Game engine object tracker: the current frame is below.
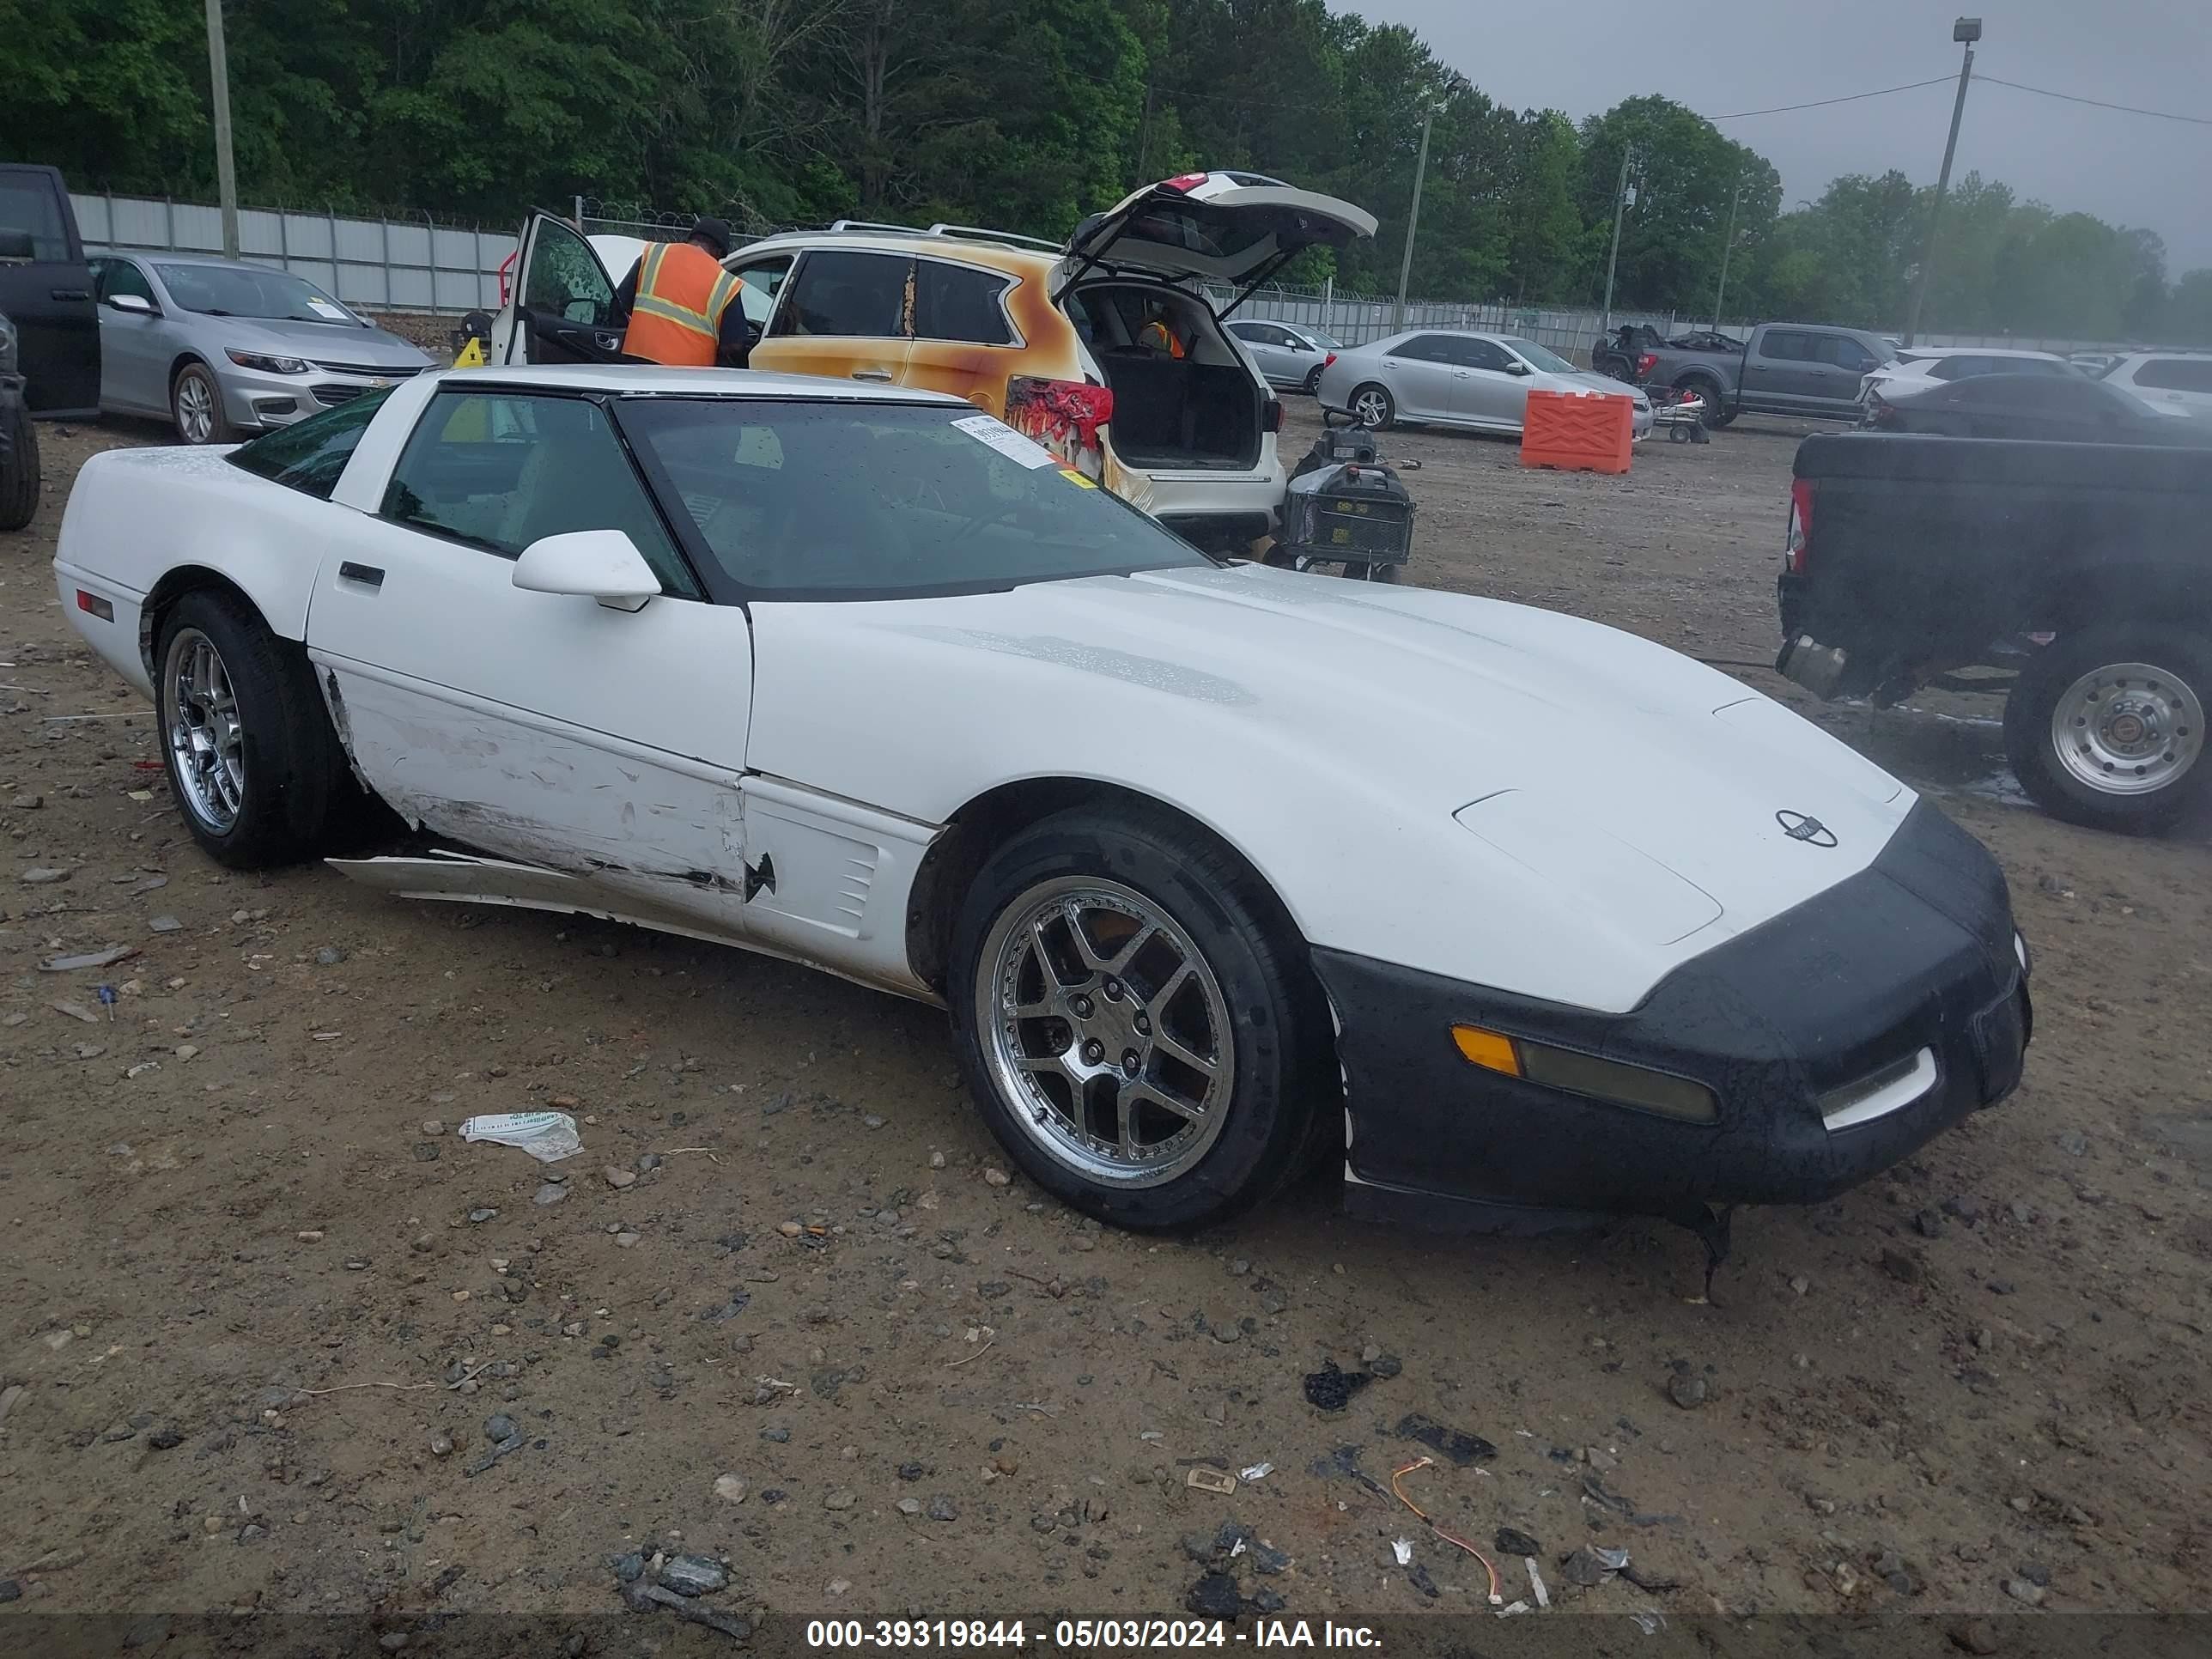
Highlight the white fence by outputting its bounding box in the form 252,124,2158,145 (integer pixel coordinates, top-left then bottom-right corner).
71,192,516,315
1210,280,1686,363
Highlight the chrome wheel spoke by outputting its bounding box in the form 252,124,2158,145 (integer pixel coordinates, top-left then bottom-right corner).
1127,1081,1204,1125
1152,1027,1217,1078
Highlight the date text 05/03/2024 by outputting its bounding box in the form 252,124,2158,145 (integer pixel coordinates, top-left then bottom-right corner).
804,1620,1384,1649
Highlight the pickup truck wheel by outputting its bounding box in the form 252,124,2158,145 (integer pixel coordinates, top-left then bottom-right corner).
1678,375,1734,428
156,591,350,867
950,805,1331,1231
2004,627,2211,833
0,398,38,531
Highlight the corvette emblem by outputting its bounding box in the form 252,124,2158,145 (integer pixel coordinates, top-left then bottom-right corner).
1776,810,1838,848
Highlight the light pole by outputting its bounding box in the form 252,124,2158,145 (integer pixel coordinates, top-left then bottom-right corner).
1393,111,1434,334
204,0,240,258
1904,16,1981,345
1597,143,1632,334
1711,176,1742,332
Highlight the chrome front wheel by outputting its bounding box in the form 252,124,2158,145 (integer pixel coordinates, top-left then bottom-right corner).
163,627,246,833
1350,384,1394,428
976,876,1237,1188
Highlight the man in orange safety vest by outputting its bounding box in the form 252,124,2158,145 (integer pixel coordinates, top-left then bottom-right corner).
611,217,750,368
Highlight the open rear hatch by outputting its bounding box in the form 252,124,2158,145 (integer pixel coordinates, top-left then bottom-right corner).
1053,173,1377,309
1053,174,1375,483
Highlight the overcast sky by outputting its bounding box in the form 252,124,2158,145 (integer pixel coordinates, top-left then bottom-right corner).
1346,0,2212,273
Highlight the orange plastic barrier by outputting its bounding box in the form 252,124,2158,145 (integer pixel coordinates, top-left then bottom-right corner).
1519,388,1633,475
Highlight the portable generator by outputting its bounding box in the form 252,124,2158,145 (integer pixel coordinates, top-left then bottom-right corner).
1269,427,1416,582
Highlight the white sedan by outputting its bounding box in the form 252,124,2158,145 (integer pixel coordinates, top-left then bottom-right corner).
54,366,2030,1253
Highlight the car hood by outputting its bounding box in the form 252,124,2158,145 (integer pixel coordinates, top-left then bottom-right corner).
209,315,434,367
749,562,1916,1009
1548,369,1648,404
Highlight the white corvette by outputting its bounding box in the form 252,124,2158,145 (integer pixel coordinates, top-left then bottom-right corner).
55,365,2031,1250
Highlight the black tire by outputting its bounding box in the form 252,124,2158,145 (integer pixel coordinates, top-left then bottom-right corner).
171,361,235,446
1340,560,1403,584
2002,625,2212,834
948,804,1332,1231
0,399,37,531
1302,365,1324,395
1603,358,1636,384
155,590,354,867
1678,374,1734,428
1348,382,1395,430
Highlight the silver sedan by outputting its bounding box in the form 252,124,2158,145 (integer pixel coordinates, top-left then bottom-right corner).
1317,329,1651,440
88,252,434,444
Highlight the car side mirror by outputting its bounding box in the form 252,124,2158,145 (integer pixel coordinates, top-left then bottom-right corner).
512,529,660,612
1504,361,1533,376
106,293,155,316
0,229,33,261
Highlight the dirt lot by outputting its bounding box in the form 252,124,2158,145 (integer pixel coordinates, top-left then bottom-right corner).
2,390,2208,1650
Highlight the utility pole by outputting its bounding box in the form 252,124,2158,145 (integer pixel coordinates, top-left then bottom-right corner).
1711,176,1742,331
1598,143,1632,333
204,0,240,258
1393,111,1433,333
1904,17,1982,345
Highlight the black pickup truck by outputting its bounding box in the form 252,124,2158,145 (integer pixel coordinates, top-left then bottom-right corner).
1777,433,2212,833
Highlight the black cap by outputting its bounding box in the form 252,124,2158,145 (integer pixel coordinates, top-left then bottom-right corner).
690,216,732,258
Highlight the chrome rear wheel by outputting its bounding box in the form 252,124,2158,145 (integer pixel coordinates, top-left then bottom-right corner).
162,626,246,834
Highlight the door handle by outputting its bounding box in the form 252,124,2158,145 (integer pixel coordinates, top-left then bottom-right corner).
849,368,894,383
337,562,385,590
592,331,621,351
52,288,90,301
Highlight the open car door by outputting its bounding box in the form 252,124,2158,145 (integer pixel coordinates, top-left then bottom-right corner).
501,213,630,367
1053,172,1376,315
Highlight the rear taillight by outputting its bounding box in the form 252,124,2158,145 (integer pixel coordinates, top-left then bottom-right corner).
1264,398,1285,434
1162,172,1207,193
1787,478,1814,574
1869,395,1901,428
1323,352,1337,369
1636,352,1656,378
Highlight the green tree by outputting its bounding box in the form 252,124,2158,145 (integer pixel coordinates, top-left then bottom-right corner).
1577,96,1779,313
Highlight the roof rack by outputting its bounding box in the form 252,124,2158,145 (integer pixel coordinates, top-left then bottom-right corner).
821,217,1061,255
925,222,1065,254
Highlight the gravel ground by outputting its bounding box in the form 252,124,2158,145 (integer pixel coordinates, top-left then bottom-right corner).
1,388,2208,1650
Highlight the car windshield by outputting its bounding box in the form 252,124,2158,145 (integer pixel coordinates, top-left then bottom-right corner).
619,398,1216,600
155,263,360,325
1503,338,1577,375
1301,329,1342,349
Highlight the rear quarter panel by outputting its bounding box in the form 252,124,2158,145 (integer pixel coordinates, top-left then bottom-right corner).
54,443,355,694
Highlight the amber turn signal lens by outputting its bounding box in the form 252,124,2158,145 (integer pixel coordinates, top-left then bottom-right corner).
1450,1024,1522,1076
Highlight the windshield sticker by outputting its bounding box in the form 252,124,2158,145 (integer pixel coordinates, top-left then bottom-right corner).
307,297,349,320
951,412,1057,469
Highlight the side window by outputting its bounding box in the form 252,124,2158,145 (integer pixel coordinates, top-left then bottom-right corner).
0,174,70,261
95,258,156,306
1927,357,1967,381
226,390,391,501
2136,358,2212,392
913,259,1015,346
521,220,613,327
1395,335,1449,362
729,253,793,329
1818,336,1875,372
1453,337,1514,373
775,250,911,339
380,392,695,595
1760,331,1813,362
